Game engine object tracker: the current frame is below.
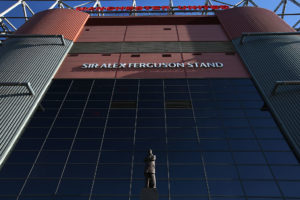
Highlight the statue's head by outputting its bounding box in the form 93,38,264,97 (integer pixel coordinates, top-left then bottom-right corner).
148,149,152,155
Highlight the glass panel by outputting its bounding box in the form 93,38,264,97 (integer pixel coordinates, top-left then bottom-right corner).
2,78,300,200
169,164,204,178
0,164,32,178
242,181,281,197
238,166,273,180
170,180,208,195
97,164,131,178
271,166,300,180
206,165,238,179
22,179,59,195
93,180,130,195
63,164,96,178
0,180,24,195
58,179,92,195
278,181,300,197
209,180,244,196
30,164,64,178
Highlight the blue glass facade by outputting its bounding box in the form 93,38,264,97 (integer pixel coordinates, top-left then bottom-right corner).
0,78,299,200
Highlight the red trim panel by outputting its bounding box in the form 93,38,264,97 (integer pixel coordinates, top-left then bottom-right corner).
15,9,89,42
216,7,295,40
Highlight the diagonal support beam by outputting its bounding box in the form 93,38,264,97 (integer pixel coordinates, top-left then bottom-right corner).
169,0,174,15
243,0,249,6
248,0,258,7
21,1,28,21
74,1,93,8
49,0,59,9
60,1,74,9
130,0,137,16
289,0,300,7
0,0,22,17
24,1,35,15
234,0,245,7
281,0,288,19
3,18,17,31
274,0,284,12
293,20,300,29
93,0,103,16
211,0,234,6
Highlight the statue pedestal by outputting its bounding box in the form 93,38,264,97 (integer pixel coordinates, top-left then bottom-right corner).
140,188,159,200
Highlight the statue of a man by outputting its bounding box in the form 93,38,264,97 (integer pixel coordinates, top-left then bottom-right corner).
144,149,156,188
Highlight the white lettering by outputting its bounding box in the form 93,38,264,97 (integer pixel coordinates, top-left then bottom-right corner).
216,62,224,68
168,63,176,68
80,62,224,69
119,63,126,68
100,64,107,68
177,63,185,68
207,63,216,68
200,63,208,68
81,63,89,69
112,63,118,68
146,63,153,68
187,63,194,68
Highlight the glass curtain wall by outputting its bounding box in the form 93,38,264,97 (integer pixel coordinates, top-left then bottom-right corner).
0,79,299,200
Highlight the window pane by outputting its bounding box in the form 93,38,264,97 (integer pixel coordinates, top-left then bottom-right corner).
48,128,77,138
238,165,273,180
170,180,207,195
97,164,131,178
271,166,300,180
73,139,101,150
136,128,165,139
0,164,32,178
30,164,64,178
15,139,44,150
278,181,300,197
93,180,130,195
22,179,59,195
58,179,92,195
243,181,281,197
104,128,134,138
68,151,99,163
209,181,243,196
167,128,197,139
206,165,238,179
233,152,266,164
37,151,69,163
169,152,202,163
169,164,204,178
0,180,24,195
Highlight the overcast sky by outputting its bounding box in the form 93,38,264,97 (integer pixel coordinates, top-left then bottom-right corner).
0,0,299,30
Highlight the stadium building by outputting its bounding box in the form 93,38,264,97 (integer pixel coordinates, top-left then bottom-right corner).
1,5,300,200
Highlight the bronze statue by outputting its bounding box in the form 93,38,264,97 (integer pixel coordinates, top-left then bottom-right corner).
144,149,156,188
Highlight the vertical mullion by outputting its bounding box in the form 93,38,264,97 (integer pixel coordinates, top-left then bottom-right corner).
186,79,211,200
163,79,171,200
16,80,74,200
54,80,95,194
88,79,116,200
129,79,140,200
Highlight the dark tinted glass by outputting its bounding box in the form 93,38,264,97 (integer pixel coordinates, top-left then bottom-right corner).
1,78,299,200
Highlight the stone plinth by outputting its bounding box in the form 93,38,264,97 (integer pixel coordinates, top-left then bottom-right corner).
140,188,159,200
